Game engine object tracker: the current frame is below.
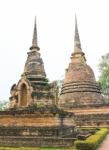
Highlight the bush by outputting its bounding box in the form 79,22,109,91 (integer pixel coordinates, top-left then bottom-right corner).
0,148,74,150
0,148,39,150
74,128,108,150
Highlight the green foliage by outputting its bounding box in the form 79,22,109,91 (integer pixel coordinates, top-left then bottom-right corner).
0,148,39,150
98,53,109,103
0,101,8,111
40,148,75,150
55,79,63,94
74,128,108,150
36,102,45,108
79,55,85,65
0,148,75,150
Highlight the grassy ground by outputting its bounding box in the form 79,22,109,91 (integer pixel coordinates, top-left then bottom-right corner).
0,148,76,150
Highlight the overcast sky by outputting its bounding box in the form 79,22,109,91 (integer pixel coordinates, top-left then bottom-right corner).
0,0,109,100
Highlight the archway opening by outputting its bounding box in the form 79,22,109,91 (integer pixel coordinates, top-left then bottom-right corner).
20,84,27,107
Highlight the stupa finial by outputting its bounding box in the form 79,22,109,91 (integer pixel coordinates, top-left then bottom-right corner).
74,14,82,51
30,16,40,50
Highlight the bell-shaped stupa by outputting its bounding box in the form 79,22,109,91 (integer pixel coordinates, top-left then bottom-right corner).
59,16,105,108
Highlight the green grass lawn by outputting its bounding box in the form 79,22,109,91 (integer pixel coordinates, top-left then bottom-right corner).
0,148,76,150
41,148,75,150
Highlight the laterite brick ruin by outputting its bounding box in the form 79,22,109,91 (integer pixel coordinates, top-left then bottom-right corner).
0,16,109,147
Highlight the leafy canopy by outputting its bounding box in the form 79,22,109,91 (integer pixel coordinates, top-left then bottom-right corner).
98,53,109,103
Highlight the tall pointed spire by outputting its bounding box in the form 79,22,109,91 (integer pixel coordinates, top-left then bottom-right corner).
30,16,40,50
74,14,82,52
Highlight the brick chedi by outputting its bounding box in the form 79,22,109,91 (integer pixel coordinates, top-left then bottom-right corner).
59,16,105,108
4,18,76,148
9,17,58,109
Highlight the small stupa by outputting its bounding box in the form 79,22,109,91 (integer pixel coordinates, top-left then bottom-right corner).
9,17,58,109
59,16,105,108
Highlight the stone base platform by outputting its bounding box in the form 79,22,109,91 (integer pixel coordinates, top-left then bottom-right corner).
0,136,75,147
65,106,109,127
0,108,75,147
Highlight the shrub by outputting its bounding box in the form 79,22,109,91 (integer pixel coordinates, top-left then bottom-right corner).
74,128,108,150
0,148,39,150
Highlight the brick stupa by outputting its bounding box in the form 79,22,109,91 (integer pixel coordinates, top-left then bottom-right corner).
6,18,75,148
59,16,105,108
9,17,58,109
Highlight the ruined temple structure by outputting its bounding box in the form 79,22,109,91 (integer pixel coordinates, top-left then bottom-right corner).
9,17,58,109
1,16,109,148
58,16,109,128
0,108,76,147
59,16,106,109
0,17,76,148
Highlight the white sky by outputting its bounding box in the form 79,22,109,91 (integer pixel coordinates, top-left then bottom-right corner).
0,0,109,100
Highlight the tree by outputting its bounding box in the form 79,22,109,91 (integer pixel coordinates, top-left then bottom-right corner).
0,101,8,111
56,79,64,94
98,53,109,103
